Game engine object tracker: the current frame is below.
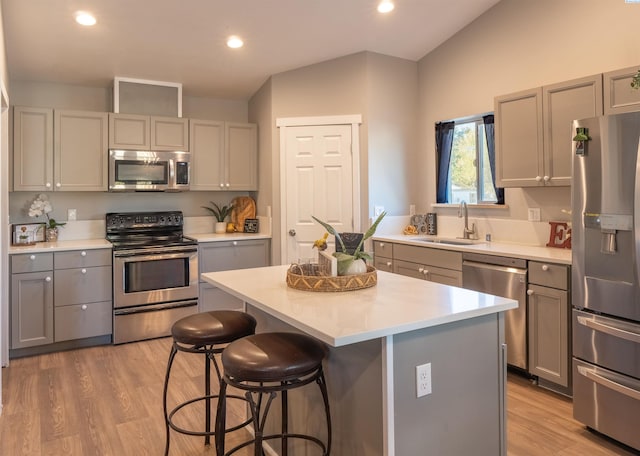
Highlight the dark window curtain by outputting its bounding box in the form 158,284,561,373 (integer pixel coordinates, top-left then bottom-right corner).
483,114,505,205
435,121,455,203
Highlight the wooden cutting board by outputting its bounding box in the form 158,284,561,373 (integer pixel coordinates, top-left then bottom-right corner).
231,196,256,232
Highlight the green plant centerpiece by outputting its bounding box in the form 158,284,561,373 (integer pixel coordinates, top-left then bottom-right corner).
312,211,386,276
632,69,640,90
202,201,234,233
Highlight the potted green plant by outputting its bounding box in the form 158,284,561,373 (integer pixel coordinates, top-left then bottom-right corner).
202,202,234,234
312,211,386,275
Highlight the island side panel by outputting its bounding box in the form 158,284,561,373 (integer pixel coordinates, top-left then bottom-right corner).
392,313,506,456
247,304,385,455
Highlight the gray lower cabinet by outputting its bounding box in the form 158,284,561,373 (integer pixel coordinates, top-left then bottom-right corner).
527,261,571,388
10,249,113,350
10,253,54,349
199,239,270,311
53,249,112,342
391,243,462,287
372,241,393,272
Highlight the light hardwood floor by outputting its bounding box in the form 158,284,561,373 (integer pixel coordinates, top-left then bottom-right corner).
0,337,637,456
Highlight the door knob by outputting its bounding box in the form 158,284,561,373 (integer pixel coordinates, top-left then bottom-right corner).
527,289,534,296
289,229,296,237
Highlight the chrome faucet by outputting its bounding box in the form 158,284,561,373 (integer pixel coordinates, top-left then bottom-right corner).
458,201,477,239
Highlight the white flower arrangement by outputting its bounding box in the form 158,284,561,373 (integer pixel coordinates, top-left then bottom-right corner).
28,193,65,229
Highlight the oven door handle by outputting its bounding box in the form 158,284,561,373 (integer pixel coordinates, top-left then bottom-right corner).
115,250,196,261
114,300,198,316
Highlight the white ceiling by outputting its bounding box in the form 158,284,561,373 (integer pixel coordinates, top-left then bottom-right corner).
1,0,500,100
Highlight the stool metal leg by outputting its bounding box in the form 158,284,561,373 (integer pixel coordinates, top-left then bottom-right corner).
163,343,178,456
215,379,228,456
281,387,288,456
205,347,211,446
317,371,332,456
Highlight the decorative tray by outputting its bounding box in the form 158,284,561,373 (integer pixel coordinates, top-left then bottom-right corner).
286,263,377,292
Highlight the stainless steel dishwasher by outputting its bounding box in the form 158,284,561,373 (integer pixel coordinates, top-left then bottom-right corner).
462,252,528,371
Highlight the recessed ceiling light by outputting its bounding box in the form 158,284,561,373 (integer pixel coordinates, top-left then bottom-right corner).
227,36,244,49
74,11,96,26
377,1,395,13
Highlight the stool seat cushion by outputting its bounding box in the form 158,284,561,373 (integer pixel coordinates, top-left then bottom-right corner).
171,310,257,346
222,332,326,382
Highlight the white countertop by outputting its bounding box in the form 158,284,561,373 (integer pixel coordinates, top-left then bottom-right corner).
202,264,517,347
8,238,113,254
188,232,271,242
373,234,572,265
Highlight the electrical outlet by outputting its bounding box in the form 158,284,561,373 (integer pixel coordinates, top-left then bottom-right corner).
67,209,77,221
528,208,541,222
374,205,385,217
416,363,432,397
409,204,416,216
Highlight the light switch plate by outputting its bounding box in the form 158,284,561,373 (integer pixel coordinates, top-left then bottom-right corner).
67,209,77,221
528,208,541,222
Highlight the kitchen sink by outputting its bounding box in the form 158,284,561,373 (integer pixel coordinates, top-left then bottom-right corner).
411,237,483,246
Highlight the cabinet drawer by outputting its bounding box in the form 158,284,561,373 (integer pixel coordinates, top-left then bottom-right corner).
54,249,112,269
11,252,53,273
529,261,569,290
394,244,462,271
54,266,112,306
373,257,393,273
373,241,393,259
393,259,462,286
199,240,269,275
199,283,244,312
54,300,112,342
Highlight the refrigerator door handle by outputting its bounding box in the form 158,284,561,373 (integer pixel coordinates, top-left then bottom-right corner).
635,138,640,286
576,315,640,344
577,365,640,401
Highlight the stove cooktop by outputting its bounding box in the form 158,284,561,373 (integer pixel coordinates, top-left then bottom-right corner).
105,210,196,250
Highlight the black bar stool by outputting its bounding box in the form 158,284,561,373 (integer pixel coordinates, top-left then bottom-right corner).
163,310,257,455
215,332,332,456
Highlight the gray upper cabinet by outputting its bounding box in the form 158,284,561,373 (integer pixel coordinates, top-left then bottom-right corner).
13,106,54,191
189,119,225,191
496,74,603,187
13,107,108,192
109,113,188,151
603,65,640,115
190,120,257,191
55,110,109,191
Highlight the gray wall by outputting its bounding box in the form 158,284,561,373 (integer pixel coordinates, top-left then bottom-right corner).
417,0,640,220
250,52,419,263
7,80,251,224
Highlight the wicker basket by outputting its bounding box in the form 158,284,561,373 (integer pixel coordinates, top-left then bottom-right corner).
286,263,377,292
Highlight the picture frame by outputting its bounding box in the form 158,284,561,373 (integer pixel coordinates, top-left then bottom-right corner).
243,218,259,233
12,222,45,245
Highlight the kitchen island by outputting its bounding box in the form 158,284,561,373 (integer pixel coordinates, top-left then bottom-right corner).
202,265,517,456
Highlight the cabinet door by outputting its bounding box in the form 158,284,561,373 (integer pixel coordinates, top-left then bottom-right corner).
199,240,270,274
54,266,112,306
393,259,426,280
225,122,257,191
495,88,544,187
426,266,463,287
55,301,112,342
528,284,569,387
13,106,54,191
54,110,108,191
11,271,54,348
189,119,224,190
542,75,603,186
151,116,189,151
108,113,150,149
199,283,244,312
604,65,640,115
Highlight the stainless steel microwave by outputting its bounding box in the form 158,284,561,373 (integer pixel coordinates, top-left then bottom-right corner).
108,150,190,192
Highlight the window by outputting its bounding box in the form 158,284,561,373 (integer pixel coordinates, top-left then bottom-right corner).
436,115,503,205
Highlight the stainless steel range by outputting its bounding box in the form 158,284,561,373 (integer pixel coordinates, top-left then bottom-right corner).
107,211,199,344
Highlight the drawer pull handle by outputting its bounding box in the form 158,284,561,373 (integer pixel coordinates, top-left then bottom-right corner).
418,267,424,273
541,264,549,271
81,251,87,257
81,304,88,311
81,268,87,274
576,315,640,344
380,243,385,247
45,276,52,282
233,241,238,246
527,289,534,296
386,261,392,267
577,365,640,401
423,269,429,276
30,255,36,260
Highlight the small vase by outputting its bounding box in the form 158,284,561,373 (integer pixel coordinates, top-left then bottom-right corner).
215,221,227,234
343,259,367,276
45,227,59,242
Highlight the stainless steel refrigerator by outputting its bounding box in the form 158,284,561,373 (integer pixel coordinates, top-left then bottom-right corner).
572,111,640,452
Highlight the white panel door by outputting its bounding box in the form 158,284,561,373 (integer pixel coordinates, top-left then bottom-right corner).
285,125,353,264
